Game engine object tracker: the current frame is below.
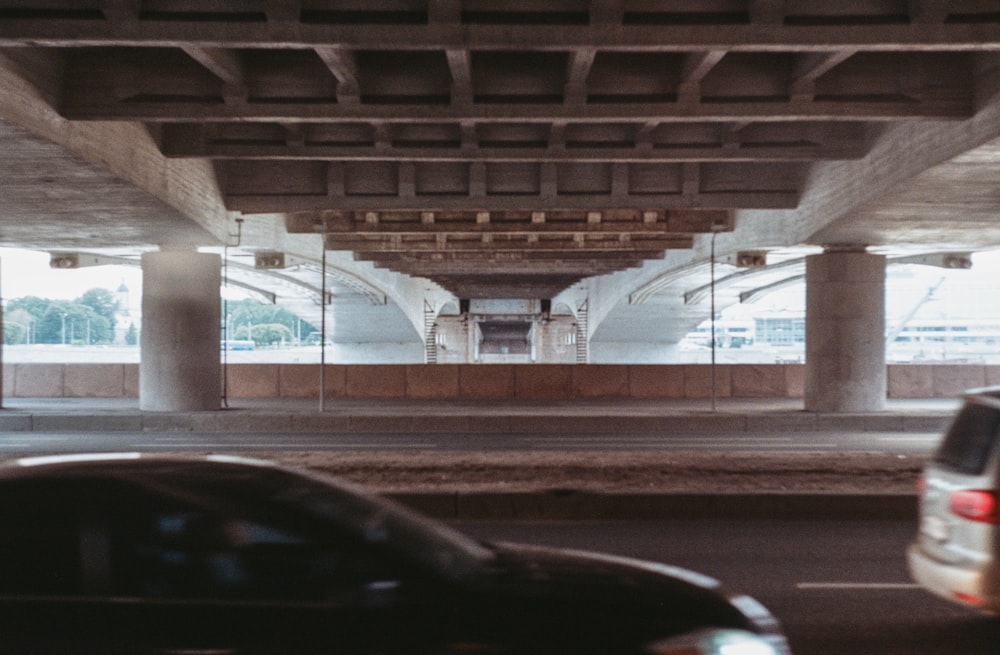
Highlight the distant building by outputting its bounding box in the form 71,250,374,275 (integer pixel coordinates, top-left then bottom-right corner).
116,280,130,317
113,280,140,345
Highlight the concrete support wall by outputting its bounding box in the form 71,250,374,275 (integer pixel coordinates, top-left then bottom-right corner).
434,315,579,363
805,250,887,412
531,317,579,363
139,251,221,411
7,363,998,401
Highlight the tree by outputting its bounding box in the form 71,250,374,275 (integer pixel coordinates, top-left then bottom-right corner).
7,296,50,322
5,290,118,345
3,320,24,345
36,301,110,345
3,308,35,344
125,322,138,346
78,288,118,332
224,299,317,344
254,323,294,347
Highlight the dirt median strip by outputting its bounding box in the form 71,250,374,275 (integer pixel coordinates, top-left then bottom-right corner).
188,450,927,495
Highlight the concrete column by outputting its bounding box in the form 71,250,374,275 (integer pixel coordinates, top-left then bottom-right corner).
0,261,4,408
804,248,886,412
140,251,220,411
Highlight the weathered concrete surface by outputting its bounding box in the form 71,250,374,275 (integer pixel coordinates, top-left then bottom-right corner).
0,395,957,434
4,363,997,401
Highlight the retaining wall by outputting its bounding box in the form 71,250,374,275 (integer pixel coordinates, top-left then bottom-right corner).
3,363,999,399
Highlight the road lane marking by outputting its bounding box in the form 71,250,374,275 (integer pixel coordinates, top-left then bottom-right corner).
526,438,797,445
546,438,796,442
796,582,922,590
876,436,939,442
0,435,73,442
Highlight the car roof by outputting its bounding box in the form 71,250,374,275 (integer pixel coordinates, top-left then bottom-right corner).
0,452,276,476
0,452,368,499
964,386,1000,408
0,452,378,501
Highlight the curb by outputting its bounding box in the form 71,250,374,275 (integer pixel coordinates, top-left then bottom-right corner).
389,491,920,521
0,410,952,434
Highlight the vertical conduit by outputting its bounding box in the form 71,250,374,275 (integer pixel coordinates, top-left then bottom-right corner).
319,238,327,413
710,232,717,413
221,218,243,409
0,264,4,409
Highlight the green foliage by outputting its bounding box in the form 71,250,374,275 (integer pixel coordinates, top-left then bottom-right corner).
3,291,318,348
78,288,118,330
5,289,114,345
7,296,49,319
37,300,111,345
3,307,35,344
236,323,294,346
3,321,24,344
125,322,138,346
224,299,317,346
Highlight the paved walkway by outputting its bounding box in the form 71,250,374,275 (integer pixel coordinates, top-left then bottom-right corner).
0,396,960,433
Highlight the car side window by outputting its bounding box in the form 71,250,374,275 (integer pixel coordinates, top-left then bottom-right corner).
935,401,1000,475
110,492,403,603
0,475,408,604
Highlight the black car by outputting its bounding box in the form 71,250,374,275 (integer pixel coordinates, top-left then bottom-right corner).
0,453,790,655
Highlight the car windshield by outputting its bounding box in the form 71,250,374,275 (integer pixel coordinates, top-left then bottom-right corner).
934,399,1000,475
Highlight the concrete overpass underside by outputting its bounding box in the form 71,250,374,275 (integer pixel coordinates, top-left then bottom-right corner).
0,1,999,409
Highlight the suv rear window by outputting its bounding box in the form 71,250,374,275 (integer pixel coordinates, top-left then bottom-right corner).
934,400,1000,475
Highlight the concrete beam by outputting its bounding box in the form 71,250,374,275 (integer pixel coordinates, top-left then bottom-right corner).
328,235,693,252
161,135,867,163
3,14,999,50
59,97,972,123
229,191,798,214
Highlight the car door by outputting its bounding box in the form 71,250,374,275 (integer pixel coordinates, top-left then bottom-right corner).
0,477,130,653
107,478,449,655
0,475,438,654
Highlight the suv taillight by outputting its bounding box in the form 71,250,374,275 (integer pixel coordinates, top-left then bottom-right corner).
950,490,1000,523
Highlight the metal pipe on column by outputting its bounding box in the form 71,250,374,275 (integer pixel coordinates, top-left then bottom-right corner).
320,233,327,413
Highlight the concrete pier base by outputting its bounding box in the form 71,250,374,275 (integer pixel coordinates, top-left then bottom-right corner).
804,248,887,412
139,251,220,411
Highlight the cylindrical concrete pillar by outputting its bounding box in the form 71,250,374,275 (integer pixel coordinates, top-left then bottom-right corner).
804,248,887,412
140,251,221,411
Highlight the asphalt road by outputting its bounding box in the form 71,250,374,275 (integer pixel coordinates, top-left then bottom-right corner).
451,518,1000,655
0,430,942,456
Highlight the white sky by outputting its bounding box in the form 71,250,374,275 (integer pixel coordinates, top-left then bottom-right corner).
3,246,999,318
0,248,143,303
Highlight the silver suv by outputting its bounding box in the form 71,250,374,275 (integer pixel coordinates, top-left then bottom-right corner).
909,386,1000,613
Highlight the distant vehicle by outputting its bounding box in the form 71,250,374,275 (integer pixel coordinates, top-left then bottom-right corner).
908,386,1000,612
0,454,790,655
683,319,756,349
889,319,1000,362
304,333,334,346
221,339,255,350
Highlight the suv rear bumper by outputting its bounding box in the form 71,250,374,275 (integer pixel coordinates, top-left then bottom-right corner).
908,542,1000,614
